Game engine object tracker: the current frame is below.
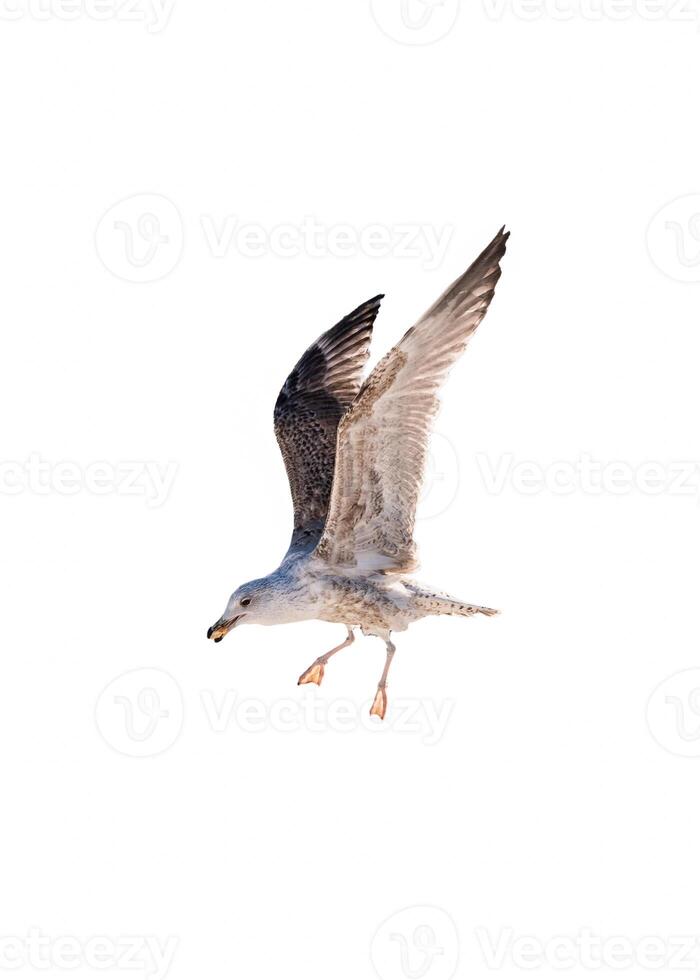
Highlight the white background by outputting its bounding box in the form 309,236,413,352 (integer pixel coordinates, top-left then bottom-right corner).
1,1,700,978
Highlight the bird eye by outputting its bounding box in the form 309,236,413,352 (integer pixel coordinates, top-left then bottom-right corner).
240,597,251,607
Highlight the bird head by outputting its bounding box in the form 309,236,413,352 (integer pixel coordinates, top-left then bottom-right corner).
207,577,278,641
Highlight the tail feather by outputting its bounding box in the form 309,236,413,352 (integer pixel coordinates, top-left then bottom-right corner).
452,602,500,618
403,582,500,618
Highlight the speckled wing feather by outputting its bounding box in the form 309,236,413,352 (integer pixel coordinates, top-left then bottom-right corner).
314,228,509,574
274,295,383,556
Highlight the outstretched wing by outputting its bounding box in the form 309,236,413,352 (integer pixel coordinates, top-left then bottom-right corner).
274,295,383,556
314,228,509,575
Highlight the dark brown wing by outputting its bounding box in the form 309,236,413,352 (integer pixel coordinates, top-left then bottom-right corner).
274,295,382,556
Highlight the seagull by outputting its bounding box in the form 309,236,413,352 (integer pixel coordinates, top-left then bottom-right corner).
207,227,509,719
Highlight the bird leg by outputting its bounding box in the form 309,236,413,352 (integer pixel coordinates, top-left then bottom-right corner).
297,627,355,687
370,637,396,720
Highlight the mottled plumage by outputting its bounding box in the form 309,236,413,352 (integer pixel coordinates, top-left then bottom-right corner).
273,295,382,555
208,228,509,719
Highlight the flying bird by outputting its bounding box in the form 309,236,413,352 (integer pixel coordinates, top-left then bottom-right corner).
207,227,509,719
